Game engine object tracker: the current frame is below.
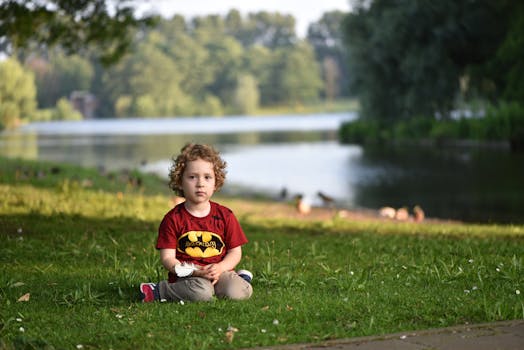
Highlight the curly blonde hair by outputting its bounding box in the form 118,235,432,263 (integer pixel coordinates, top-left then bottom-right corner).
168,143,227,196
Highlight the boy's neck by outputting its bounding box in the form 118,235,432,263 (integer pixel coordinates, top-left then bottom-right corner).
184,201,211,217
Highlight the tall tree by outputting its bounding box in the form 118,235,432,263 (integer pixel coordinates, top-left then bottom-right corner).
467,1,524,104
343,0,512,122
243,45,275,105
307,10,350,99
204,36,244,107
101,34,191,117
277,42,323,106
233,74,260,115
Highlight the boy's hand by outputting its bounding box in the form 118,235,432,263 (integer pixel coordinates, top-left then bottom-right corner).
201,263,224,285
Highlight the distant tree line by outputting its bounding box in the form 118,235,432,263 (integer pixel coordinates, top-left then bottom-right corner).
1,7,349,128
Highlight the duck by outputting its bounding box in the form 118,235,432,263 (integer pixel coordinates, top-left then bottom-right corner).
395,207,410,221
379,206,396,219
317,191,335,207
413,205,425,222
294,194,311,215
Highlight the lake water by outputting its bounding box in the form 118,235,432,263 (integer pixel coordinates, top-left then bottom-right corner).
1,112,523,224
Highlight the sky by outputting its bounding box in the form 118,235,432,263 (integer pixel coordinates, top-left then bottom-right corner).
133,0,352,37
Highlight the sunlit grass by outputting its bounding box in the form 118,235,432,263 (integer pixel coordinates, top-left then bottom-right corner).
0,157,523,349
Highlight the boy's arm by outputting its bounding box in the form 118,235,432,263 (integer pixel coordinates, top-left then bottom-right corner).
159,248,180,274
217,246,242,272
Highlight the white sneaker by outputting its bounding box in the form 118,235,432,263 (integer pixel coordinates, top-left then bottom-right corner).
237,269,253,283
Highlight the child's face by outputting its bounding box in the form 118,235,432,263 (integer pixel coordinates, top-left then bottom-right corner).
181,158,216,206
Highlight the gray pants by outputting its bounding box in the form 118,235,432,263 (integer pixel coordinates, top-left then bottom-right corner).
158,271,253,302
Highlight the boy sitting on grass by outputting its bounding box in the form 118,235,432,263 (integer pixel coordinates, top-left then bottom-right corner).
140,143,252,303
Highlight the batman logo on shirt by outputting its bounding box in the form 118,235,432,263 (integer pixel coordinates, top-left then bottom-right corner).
178,231,224,258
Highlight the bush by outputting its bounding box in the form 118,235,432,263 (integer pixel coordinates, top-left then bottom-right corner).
339,102,524,150
429,120,460,140
392,116,435,140
339,119,381,144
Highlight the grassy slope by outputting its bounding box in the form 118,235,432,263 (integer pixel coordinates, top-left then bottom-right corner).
0,157,523,349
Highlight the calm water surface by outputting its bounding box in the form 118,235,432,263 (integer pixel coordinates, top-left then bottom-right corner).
1,113,523,224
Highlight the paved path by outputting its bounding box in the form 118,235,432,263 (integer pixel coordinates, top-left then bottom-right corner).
247,320,524,350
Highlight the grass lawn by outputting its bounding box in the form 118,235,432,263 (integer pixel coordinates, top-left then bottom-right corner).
1,157,523,349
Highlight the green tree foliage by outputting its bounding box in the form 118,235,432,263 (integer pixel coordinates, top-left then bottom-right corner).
27,51,94,108
467,2,524,105
278,43,323,106
17,10,326,119
226,10,298,48
343,0,514,122
0,58,37,129
307,11,350,99
210,38,245,107
233,74,260,114
0,0,155,65
102,35,193,117
242,45,276,106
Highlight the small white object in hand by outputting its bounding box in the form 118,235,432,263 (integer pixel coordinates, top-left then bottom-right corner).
175,262,198,277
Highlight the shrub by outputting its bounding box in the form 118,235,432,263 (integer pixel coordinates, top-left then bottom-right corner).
339,119,381,144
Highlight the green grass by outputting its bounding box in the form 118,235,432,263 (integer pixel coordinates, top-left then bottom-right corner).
1,157,523,349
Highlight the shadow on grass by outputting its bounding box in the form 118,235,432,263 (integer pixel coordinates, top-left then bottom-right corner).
0,212,164,306
0,156,170,196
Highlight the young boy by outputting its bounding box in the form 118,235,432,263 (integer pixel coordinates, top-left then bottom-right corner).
140,143,253,302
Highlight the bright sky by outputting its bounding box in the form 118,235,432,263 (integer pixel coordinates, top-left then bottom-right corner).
133,0,351,37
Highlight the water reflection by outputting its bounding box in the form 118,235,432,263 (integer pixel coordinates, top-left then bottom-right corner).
0,131,38,159
353,145,524,223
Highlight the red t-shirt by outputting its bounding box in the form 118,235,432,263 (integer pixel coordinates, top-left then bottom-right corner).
156,201,248,282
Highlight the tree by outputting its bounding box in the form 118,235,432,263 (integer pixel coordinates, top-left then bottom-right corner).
226,11,298,48
159,19,214,99
307,10,350,99
99,31,193,118
242,45,274,105
277,42,323,106
233,74,260,114
0,0,155,65
26,51,94,108
204,37,245,107
322,56,340,101
0,58,37,129
343,0,513,122
467,1,524,105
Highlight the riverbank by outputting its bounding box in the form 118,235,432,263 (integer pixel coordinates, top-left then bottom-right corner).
0,155,456,225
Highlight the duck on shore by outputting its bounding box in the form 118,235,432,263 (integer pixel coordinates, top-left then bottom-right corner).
317,191,336,208
294,194,311,215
